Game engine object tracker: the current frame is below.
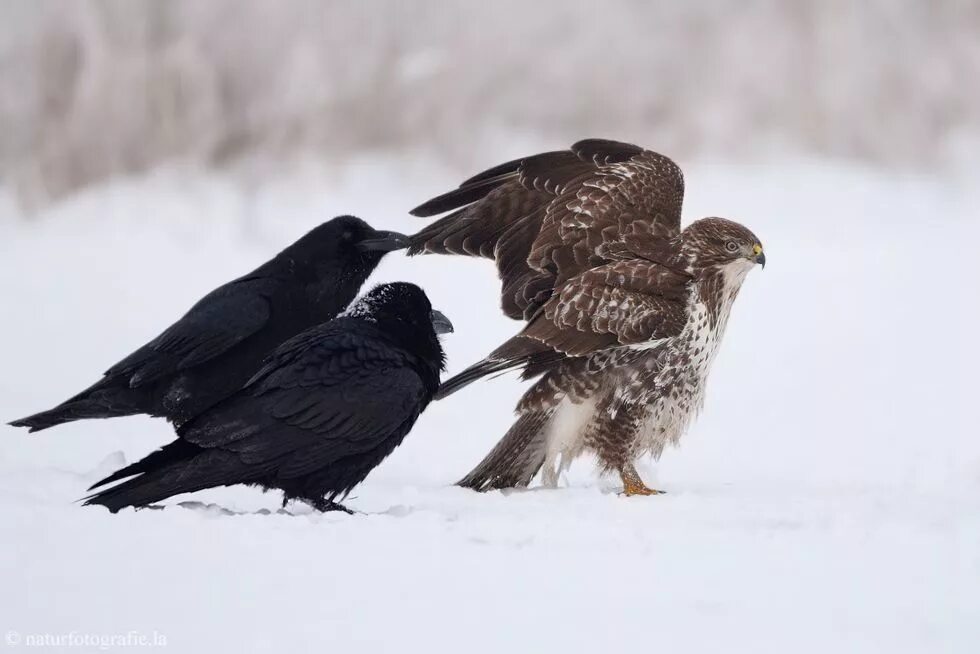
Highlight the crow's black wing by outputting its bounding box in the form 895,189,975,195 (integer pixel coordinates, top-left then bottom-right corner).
105,278,273,388
179,321,427,477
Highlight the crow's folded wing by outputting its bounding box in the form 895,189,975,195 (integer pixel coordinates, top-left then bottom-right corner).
105,279,272,388
180,323,427,477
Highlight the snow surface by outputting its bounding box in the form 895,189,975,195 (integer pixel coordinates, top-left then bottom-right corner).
1,157,979,653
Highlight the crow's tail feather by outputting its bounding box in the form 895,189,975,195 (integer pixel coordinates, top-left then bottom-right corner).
87,439,201,491
8,399,139,433
82,442,235,513
9,381,141,433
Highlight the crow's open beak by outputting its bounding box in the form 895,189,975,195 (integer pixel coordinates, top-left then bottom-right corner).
752,244,766,269
356,230,411,252
430,310,454,335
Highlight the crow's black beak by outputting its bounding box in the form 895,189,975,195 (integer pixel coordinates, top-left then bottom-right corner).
430,310,454,335
356,230,411,253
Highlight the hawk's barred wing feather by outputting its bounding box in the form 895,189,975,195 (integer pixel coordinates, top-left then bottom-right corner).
436,261,690,398
409,139,685,320
513,260,689,356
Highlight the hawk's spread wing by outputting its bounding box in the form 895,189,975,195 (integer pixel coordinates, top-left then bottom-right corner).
410,139,685,320
435,260,690,398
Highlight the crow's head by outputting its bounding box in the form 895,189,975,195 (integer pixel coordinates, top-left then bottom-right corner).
343,282,452,382
290,215,409,276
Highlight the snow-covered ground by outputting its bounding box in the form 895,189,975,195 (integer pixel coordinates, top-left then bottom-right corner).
1,157,978,652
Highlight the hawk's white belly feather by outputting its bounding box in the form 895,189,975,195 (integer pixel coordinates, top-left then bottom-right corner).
541,395,597,486
633,298,724,459
633,258,753,459
538,258,754,480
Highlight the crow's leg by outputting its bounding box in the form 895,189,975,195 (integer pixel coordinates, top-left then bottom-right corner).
305,496,355,514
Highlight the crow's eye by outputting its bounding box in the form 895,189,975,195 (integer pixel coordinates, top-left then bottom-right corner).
341,230,354,241
725,241,739,253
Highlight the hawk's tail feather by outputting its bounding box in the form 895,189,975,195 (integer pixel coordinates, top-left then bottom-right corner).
457,409,553,491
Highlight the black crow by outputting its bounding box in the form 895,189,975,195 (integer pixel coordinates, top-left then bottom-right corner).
83,282,451,513
10,216,409,433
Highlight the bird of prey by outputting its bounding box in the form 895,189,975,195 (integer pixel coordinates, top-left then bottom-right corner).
409,139,764,495
83,283,452,513
10,216,408,433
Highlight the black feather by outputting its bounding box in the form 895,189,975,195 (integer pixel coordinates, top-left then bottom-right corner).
83,283,448,513
87,439,201,490
10,216,405,433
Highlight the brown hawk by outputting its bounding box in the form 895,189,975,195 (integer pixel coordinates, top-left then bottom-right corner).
409,139,764,495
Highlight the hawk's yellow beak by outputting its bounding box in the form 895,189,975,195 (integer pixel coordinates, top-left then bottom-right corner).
752,243,765,269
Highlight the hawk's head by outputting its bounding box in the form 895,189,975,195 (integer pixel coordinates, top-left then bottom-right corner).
680,218,765,273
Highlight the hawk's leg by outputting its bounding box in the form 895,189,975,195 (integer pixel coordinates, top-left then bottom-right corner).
619,463,666,496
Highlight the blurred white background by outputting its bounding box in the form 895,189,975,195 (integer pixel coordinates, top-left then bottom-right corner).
1,3,978,653
2,0,980,208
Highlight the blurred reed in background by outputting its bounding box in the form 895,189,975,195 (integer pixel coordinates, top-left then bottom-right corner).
1,0,977,209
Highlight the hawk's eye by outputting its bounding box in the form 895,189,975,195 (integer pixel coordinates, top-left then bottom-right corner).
725,241,739,253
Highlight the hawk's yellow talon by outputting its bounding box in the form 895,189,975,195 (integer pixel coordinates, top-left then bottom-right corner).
619,464,666,496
